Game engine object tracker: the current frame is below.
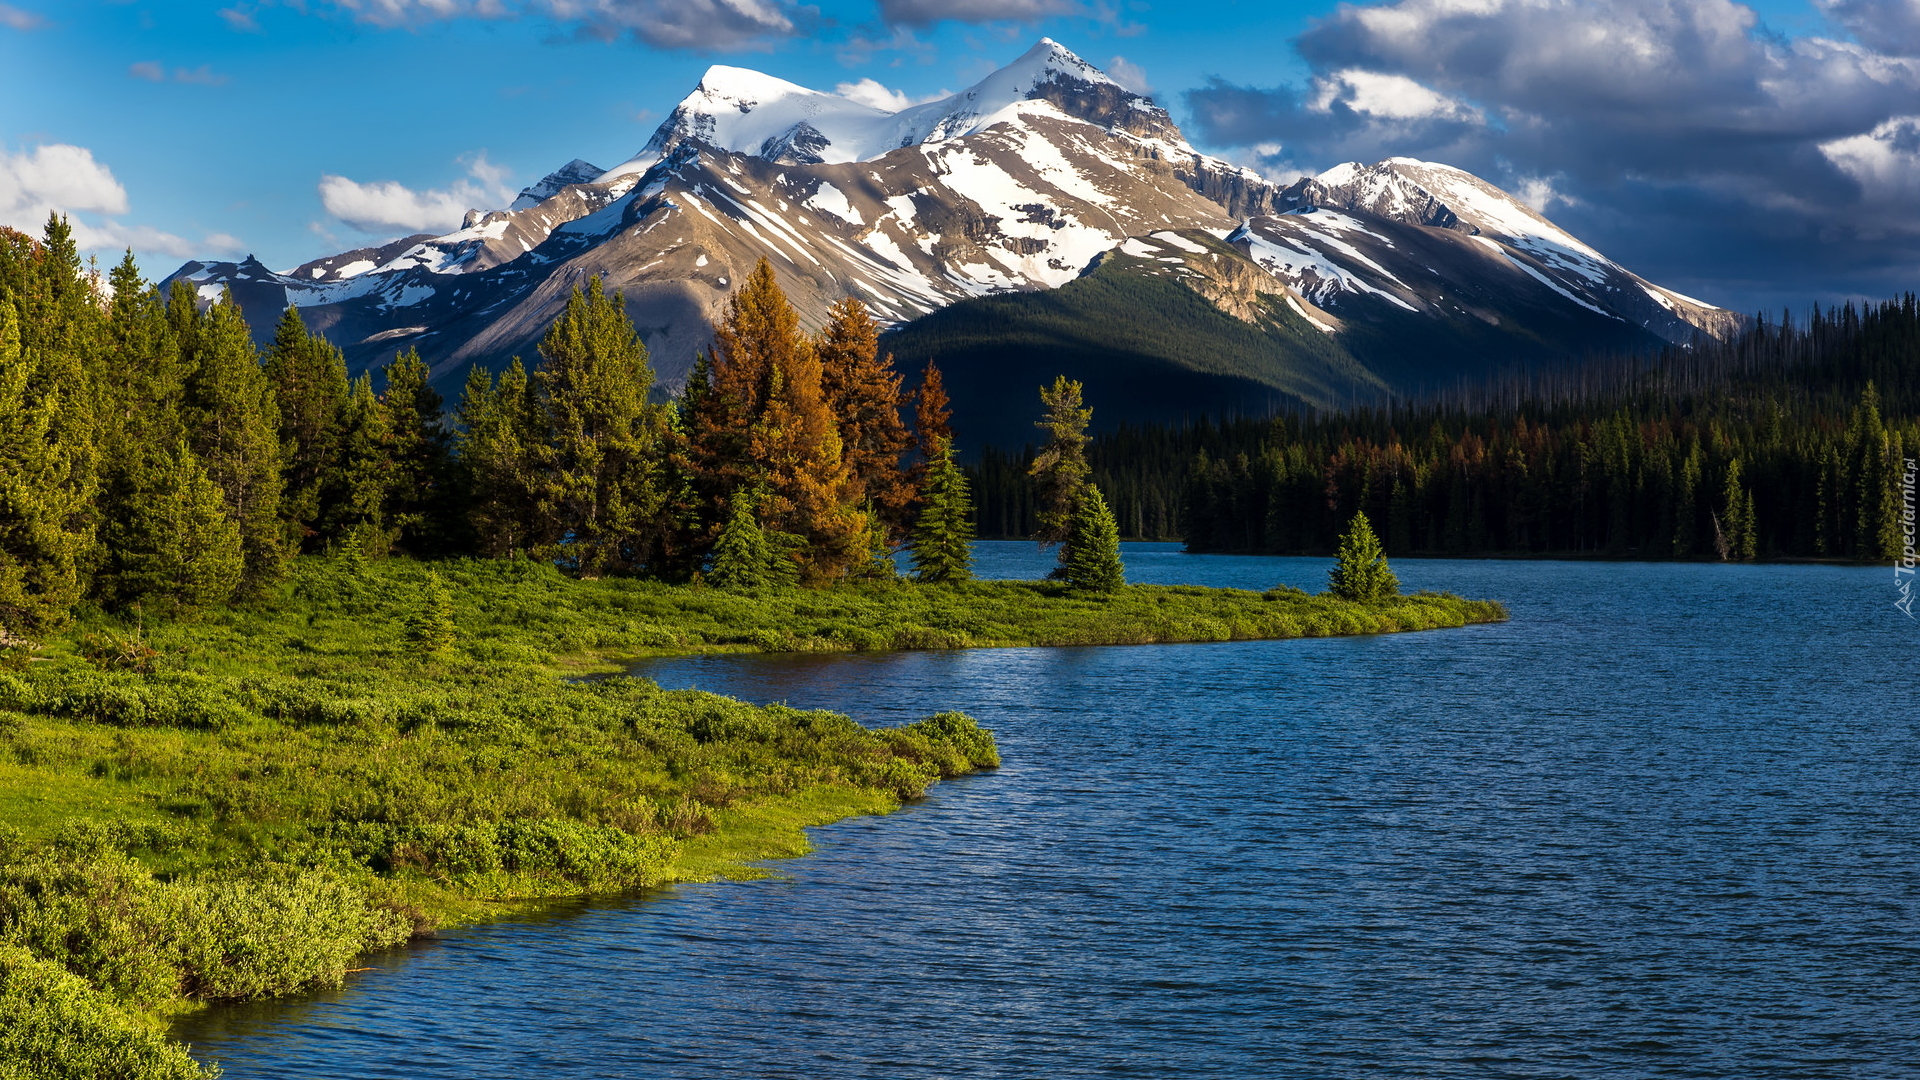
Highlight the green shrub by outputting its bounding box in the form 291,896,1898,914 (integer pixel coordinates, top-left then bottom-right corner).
0,945,214,1080
176,868,410,1001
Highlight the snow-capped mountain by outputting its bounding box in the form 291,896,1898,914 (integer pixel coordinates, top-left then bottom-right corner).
167,40,1738,423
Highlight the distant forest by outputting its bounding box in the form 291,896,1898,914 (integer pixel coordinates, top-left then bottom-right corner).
970,299,1920,561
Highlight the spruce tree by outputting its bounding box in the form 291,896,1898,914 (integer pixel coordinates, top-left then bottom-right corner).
529,277,666,576
816,297,912,537
1328,511,1398,601
184,293,285,596
708,491,774,589
1719,458,1757,561
0,302,95,641
1030,375,1092,548
327,375,397,560
1061,484,1124,592
458,359,539,558
379,347,454,554
402,570,457,656
94,441,243,614
905,360,954,523
911,437,973,584
262,306,348,552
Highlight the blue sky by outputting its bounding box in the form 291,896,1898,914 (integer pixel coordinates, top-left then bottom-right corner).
3,0,1915,312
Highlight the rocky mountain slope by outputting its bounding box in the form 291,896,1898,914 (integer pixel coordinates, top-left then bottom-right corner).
166,41,1739,439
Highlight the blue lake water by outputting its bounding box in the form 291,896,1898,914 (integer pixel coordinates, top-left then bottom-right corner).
177,544,1920,1078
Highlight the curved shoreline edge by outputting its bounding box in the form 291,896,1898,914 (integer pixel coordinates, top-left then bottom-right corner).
0,557,1504,1078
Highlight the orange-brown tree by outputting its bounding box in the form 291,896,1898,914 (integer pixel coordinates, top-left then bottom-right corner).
815,296,912,538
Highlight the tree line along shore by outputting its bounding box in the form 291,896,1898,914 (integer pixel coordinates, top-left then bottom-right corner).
0,215,1500,1079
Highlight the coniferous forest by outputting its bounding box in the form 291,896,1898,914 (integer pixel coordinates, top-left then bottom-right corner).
0,218,970,644
972,301,1920,562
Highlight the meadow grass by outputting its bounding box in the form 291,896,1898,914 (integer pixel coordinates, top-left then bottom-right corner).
0,555,1503,1078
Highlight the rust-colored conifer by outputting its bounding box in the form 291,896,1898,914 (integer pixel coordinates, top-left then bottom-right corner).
816,296,912,539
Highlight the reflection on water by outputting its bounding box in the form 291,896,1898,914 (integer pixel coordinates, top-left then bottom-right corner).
177,546,1920,1078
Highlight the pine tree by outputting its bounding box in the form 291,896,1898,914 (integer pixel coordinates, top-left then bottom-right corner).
379,347,454,555
911,437,973,584
756,324,864,581
529,277,666,577
1061,484,1124,592
458,359,539,558
707,490,775,589
327,375,397,560
1327,511,1398,601
0,302,95,642
262,306,349,552
816,297,912,536
1030,375,1092,548
94,441,243,614
402,570,457,656
1719,458,1756,561
184,293,285,596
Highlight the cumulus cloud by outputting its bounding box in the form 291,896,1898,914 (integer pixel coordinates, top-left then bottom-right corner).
318,152,517,234
1107,55,1151,95
875,0,1080,24
1184,0,1920,307
832,77,946,111
0,143,239,260
0,4,45,30
309,0,802,50
1818,0,1920,57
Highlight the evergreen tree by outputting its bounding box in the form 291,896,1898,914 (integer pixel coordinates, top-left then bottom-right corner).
327,375,397,560
911,360,953,474
755,321,864,581
529,277,667,576
378,347,454,554
1718,458,1756,561
1060,484,1124,592
458,359,539,558
1327,511,1398,601
816,297,913,537
911,437,973,584
402,571,457,656
184,293,285,595
0,302,95,642
94,441,243,614
262,306,349,551
1029,375,1092,548
707,491,775,589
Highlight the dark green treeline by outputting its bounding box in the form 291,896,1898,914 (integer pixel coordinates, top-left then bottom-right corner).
972,299,1920,560
0,222,957,644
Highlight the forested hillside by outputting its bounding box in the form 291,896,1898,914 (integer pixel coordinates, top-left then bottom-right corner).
970,300,1920,561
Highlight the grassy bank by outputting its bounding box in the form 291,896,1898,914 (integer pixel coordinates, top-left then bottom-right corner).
0,557,1502,1078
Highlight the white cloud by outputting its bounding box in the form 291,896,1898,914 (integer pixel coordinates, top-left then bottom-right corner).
129,61,165,82
311,0,803,50
0,143,239,262
1,144,129,219
1309,68,1481,122
318,151,517,234
832,77,945,112
0,4,45,30
1107,56,1151,96
1821,115,1920,209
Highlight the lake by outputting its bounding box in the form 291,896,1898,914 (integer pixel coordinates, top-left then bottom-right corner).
177,544,1920,1078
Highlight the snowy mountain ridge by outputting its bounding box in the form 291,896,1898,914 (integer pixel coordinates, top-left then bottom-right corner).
167,41,1740,417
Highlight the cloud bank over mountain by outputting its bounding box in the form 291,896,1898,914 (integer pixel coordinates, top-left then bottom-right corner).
1185,0,1920,307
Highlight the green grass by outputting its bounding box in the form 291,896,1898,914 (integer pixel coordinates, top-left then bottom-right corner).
0,555,1503,1077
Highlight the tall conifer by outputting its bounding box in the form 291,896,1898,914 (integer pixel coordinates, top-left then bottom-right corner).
0,302,94,641
1060,484,1124,592
1030,375,1092,548
458,359,539,558
910,437,973,584
184,293,285,595
529,277,666,576
379,347,454,554
817,297,912,536
263,306,349,551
